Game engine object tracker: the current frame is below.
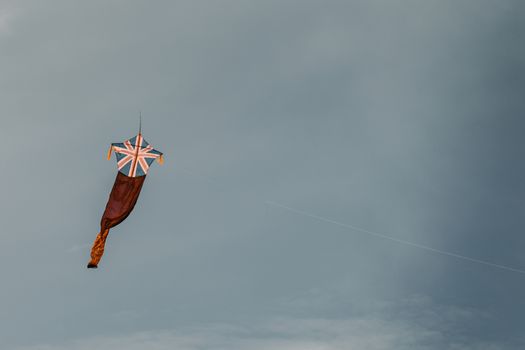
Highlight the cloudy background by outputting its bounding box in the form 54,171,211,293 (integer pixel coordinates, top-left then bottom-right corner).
1,0,525,348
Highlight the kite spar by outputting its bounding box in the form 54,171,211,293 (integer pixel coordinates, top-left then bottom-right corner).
87,125,163,268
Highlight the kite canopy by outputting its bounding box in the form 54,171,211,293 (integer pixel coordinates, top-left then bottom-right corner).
109,133,163,177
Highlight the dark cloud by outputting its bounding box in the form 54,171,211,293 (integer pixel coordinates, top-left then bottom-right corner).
1,0,524,348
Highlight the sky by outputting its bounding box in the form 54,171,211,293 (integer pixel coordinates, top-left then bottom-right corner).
1,0,525,349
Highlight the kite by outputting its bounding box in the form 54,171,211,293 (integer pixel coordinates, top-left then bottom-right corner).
87,129,163,268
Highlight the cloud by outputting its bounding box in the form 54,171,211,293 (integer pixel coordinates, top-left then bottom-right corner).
12,296,511,350
0,1,524,349
0,6,16,35
66,243,90,253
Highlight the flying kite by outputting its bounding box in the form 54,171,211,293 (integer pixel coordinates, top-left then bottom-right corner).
87,128,163,268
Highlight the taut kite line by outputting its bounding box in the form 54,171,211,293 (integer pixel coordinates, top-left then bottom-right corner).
87,129,163,268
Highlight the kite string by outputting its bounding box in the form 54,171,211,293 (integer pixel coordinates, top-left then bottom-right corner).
265,201,525,275
176,167,525,275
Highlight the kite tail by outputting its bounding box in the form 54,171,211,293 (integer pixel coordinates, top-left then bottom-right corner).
87,228,110,268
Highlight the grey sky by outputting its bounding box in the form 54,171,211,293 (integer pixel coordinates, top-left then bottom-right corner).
1,0,525,349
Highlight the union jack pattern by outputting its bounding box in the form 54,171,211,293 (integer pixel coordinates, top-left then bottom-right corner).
111,134,162,177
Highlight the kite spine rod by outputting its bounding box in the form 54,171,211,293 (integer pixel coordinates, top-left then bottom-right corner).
139,110,142,135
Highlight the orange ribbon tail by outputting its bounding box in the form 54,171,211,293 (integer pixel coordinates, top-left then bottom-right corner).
87,229,110,268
